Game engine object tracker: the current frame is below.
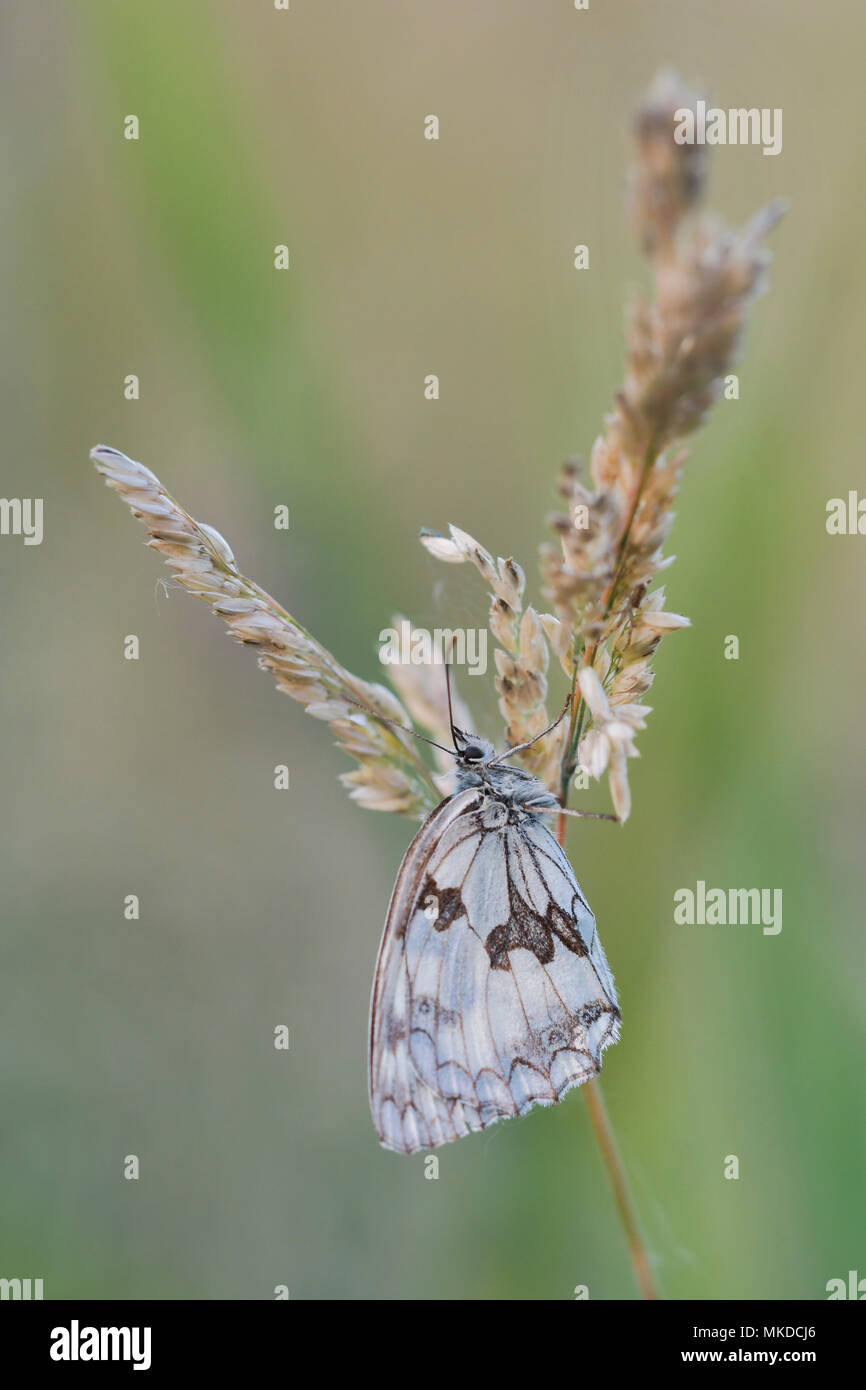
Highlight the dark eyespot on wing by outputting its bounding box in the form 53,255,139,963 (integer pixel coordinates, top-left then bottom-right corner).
485,901,587,969
483,835,589,970
417,876,465,931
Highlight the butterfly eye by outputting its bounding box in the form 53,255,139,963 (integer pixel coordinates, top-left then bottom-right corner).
462,744,485,762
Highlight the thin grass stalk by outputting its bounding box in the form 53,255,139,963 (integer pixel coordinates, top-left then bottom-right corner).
553,806,659,1299
581,1076,660,1300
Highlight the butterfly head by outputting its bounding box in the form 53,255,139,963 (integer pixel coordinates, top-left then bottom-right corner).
452,729,497,769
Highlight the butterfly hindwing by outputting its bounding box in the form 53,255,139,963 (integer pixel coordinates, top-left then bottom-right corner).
369,787,620,1155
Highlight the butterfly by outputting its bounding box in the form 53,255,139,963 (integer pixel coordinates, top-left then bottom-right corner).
367,693,621,1155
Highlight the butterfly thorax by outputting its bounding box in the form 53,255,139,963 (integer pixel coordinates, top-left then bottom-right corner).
453,740,560,822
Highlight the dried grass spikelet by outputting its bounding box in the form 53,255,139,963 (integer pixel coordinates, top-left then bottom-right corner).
629,68,708,259
91,446,440,818
419,526,560,786
540,70,783,819
93,73,781,832
422,74,780,820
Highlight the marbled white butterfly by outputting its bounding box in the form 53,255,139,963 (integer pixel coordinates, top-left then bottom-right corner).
367,692,620,1154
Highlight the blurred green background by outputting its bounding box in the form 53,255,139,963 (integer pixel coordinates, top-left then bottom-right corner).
1,0,864,1300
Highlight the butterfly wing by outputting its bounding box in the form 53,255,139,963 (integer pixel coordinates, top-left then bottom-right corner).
369,788,620,1154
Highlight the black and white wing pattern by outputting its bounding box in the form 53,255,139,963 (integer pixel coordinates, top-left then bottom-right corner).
369,787,620,1154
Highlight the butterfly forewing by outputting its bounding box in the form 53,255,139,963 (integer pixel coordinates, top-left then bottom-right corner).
369,786,620,1155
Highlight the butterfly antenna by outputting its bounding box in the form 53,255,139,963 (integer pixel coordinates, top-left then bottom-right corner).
444,638,460,751
342,696,456,758
489,692,573,766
